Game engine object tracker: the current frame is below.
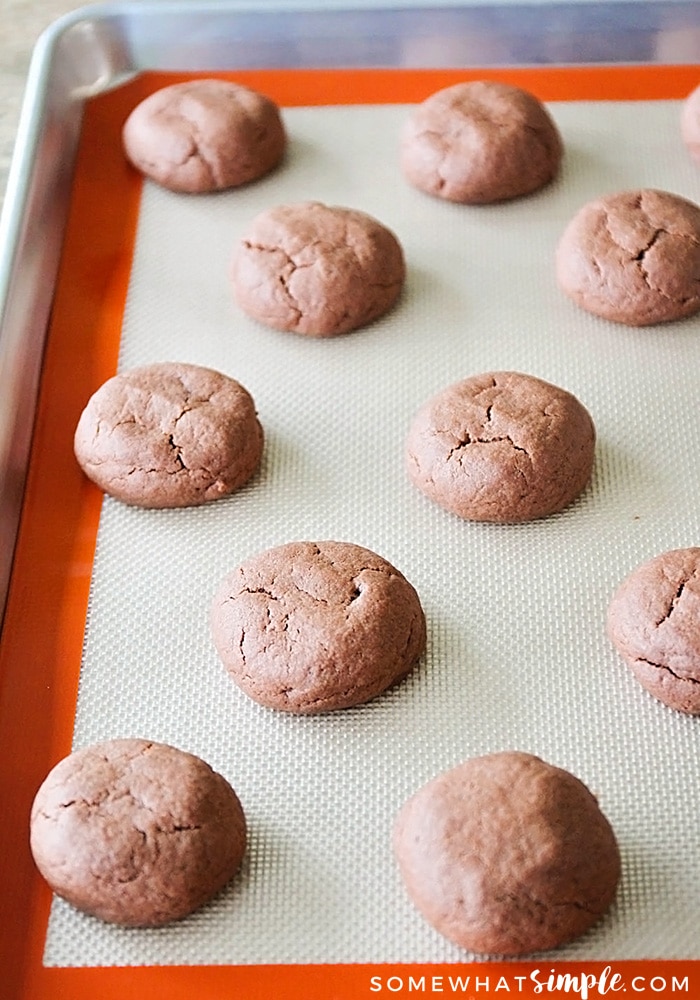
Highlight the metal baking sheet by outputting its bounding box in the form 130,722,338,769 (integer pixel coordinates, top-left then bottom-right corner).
2,4,700,1000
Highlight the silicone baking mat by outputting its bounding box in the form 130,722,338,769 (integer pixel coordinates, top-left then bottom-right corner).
2,65,700,999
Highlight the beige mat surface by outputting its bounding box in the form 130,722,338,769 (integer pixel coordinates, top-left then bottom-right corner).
44,96,700,966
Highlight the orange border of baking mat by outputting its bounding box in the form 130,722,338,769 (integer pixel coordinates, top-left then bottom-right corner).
1,64,699,1000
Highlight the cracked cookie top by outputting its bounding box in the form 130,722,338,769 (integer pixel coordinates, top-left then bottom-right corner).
607,546,700,714
73,361,264,508
209,540,426,713
393,751,621,956
681,83,700,168
122,79,286,193
555,188,700,326
406,371,596,523
230,201,406,336
29,738,247,927
399,80,563,204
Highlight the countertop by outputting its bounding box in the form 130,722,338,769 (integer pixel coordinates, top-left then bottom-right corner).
1,0,97,212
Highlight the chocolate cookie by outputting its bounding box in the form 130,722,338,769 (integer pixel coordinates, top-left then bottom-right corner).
406,371,595,523
400,80,563,204
122,78,286,193
607,547,700,714
681,83,700,167
230,201,406,336
74,362,263,508
393,751,621,956
555,188,700,326
30,738,247,927
210,540,426,713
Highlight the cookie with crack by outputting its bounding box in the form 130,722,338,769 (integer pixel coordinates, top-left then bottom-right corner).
210,540,426,712
555,188,700,326
607,547,700,714
681,83,700,167
406,371,595,523
230,201,406,336
393,751,621,956
122,79,286,193
400,80,563,204
74,361,263,508
30,738,247,927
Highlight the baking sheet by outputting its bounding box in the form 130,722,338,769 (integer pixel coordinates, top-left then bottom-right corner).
35,90,700,967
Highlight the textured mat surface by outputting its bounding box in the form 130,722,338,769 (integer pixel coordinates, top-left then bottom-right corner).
44,97,700,965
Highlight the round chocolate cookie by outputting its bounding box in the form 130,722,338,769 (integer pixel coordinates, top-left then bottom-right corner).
406,371,595,523
555,188,700,326
393,751,621,956
210,540,426,713
400,80,563,204
122,78,286,193
74,362,263,508
681,83,700,167
607,547,700,714
230,201,406,336
30,738,247,927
